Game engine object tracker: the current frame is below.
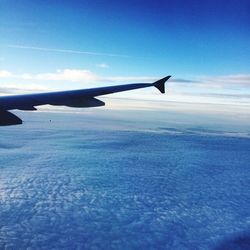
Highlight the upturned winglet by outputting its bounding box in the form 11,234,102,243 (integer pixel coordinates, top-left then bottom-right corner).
153,75,171,94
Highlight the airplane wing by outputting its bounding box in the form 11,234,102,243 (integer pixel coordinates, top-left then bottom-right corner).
0,75,171,126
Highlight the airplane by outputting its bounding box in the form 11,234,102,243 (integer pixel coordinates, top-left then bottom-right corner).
0,75,171,126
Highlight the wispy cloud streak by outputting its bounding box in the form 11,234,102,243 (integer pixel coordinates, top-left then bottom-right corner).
96,63,109,68
204,75,250,86
5,45,131,58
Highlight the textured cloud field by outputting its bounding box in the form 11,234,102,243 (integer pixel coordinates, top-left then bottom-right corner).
0,111,250,249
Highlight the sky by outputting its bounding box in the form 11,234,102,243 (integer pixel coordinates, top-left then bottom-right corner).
0,0,250,111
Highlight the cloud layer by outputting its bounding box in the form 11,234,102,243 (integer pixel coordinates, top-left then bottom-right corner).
1,69,250,86
0,69,249,107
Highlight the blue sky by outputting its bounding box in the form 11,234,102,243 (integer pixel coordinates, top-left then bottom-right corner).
0,0,250,109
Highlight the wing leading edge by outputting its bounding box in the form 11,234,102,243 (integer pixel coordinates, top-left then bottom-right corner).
0,75,171,126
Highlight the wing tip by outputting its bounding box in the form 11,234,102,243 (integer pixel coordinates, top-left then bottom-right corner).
153,75,171,94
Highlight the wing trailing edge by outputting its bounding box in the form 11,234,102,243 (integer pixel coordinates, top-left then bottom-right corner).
50,97,105,108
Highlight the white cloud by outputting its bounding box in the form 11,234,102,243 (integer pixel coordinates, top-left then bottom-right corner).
0,69,159,83
35,69,99,82
96,63,109,68
0,70,12,78
19,73,33,80
0,69,99,82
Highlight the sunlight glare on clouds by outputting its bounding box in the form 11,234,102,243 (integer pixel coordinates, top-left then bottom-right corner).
35,69,99,82
0,70,12,78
